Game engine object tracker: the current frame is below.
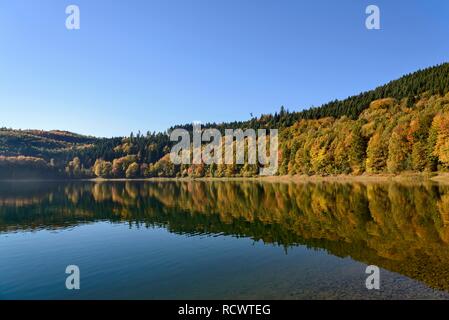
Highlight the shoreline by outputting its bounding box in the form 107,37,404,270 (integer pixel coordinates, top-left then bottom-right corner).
89,172,449,184
1,173,448,184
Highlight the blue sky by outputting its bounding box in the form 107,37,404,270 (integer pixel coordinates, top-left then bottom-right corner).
0,0,448,137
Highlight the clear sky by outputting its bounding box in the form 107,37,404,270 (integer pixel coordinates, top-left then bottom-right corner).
0,0,448,137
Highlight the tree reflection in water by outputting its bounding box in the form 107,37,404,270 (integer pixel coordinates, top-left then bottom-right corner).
2,180,449,292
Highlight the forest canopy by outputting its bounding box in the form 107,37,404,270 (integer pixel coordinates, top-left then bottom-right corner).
1,63,449,179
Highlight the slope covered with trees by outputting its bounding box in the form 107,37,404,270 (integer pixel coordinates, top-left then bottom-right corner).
1,63,449,179
279,93,449,175
171,63,449,130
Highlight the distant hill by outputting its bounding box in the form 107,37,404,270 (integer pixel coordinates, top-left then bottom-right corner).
0,128,97,159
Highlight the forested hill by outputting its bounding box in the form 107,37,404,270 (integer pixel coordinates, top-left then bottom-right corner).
0,128,121,162
0,129,97,156
1,62,449,179
296,62,449,120
170,63,449,131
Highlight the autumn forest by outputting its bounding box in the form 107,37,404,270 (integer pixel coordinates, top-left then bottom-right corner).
1,63,449,179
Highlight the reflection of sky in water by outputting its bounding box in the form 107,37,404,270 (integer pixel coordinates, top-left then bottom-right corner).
1,181,449,299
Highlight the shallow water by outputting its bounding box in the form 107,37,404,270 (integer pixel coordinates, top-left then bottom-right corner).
1,180,449,299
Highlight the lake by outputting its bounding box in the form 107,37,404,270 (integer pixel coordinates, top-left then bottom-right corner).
1,180,449,299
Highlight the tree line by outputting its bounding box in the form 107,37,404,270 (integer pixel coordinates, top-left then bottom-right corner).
1,63,449,179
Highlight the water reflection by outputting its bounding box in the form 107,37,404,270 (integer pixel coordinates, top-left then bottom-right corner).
2,180,449,292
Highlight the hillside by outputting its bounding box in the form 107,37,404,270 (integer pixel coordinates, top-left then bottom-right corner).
1,62,449,179
171,63,449,131
0,129,97,158
0,129,100,178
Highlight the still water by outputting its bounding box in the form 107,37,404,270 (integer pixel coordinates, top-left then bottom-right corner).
2,180,449,299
